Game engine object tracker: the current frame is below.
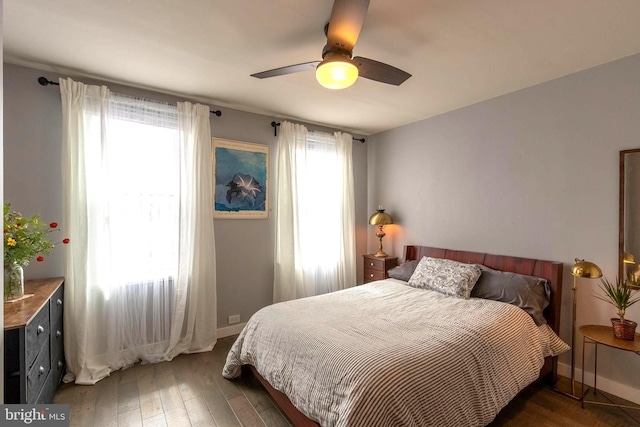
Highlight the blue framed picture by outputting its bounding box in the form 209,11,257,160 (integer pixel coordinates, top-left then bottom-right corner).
212,138,269,219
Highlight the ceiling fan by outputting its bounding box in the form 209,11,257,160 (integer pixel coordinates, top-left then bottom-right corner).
251,0,411,90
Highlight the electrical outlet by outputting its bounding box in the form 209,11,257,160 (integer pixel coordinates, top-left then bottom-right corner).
228,314,240,325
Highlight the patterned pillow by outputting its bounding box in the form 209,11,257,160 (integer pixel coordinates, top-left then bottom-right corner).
408,257,481,299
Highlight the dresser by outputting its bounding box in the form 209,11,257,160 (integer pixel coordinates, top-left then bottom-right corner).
363,254,398,284
4,277,65,404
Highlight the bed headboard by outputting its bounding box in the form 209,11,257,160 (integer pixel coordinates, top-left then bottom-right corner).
404,245,563,334
404,245,564,383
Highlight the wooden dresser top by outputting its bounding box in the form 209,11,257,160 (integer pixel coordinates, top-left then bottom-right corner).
4,277,64,331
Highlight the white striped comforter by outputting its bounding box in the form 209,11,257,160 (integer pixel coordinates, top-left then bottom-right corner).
223,279,568,427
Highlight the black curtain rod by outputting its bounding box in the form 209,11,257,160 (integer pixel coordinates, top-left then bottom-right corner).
270,121,365,143
37,77,222,117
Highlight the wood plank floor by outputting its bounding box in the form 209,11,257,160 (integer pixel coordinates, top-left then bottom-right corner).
54,335,640,426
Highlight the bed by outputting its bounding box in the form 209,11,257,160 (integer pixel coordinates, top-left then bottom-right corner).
223,245,567,426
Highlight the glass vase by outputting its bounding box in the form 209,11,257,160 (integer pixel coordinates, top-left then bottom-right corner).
4,261,25,301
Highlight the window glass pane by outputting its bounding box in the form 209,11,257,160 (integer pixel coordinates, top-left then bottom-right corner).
98,98,180,285
298,133,341,268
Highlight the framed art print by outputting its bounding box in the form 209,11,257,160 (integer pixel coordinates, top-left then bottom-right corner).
212,138,269,219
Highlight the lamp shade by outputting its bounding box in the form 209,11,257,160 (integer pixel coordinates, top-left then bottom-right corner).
571,259,602,279
316,54,359,90
624,252,636,264
369,209,393,226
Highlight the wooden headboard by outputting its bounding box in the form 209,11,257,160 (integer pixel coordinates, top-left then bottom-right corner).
404,245,564,383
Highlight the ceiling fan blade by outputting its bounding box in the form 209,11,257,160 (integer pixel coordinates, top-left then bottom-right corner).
251,61,321,79
353,57,411,86
326,0,370,53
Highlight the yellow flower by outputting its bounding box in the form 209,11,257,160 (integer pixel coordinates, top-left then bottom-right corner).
7,237,17,246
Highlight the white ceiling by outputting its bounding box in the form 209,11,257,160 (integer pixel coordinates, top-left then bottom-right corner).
4,0,640,135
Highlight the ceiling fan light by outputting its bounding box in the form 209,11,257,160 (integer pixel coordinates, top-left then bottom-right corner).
316,58,358,89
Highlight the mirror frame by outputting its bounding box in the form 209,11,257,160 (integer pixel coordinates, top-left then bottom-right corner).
619,148,640,280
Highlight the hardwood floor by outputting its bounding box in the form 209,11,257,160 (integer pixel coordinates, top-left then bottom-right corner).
54,335,640,426
490,377,640,427
54,336,291,427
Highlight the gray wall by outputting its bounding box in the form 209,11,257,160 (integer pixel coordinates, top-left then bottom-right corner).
2,63,369,333
367,53,640,403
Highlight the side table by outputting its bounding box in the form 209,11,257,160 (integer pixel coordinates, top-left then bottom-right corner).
579,324,640,410
363,254,398,284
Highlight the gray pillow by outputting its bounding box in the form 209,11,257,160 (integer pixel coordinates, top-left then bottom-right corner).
387,260,419,282
471,265,550,326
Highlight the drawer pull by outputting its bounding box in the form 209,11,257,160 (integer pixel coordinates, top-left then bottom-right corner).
56,330,62,337
58,361,64,368
370,273,374,278
39,366,46,375
57,299,63,306
370,262,374,266
37,325,45,334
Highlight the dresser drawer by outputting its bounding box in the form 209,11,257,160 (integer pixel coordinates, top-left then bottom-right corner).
50,315,64,364
50,285,64,324
38,353,65,404
36,369,56,404
52,352,66,386
27,338,50,404
364,257,387,272
26,305,50,370
364,268,386,282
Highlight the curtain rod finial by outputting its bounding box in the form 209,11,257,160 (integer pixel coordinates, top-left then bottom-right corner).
271,121,281,137
38,77,59,86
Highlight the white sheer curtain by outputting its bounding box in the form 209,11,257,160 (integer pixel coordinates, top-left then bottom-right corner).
60,78,216,384
273,121,356,302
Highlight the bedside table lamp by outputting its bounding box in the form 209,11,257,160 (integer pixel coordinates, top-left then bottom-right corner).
563,258,602,399
369,207,393,258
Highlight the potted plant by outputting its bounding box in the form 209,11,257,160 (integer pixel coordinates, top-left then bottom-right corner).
594,277,640,340
3,203,69,301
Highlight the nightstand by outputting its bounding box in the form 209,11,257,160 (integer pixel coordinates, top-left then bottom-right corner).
579,325,640,410
363,254,398,284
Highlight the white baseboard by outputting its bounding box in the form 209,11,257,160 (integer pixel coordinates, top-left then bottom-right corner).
217,322,246,338
557,361,640,405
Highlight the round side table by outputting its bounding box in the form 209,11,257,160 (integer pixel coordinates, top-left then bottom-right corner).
579,324,640,410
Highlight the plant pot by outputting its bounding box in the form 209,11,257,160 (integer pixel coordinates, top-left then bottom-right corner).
611,318,637,341
4,261,25,301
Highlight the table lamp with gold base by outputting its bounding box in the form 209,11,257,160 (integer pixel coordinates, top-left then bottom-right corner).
368,207,393,258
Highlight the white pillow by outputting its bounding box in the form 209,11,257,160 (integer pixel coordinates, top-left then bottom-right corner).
408,257,481,299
